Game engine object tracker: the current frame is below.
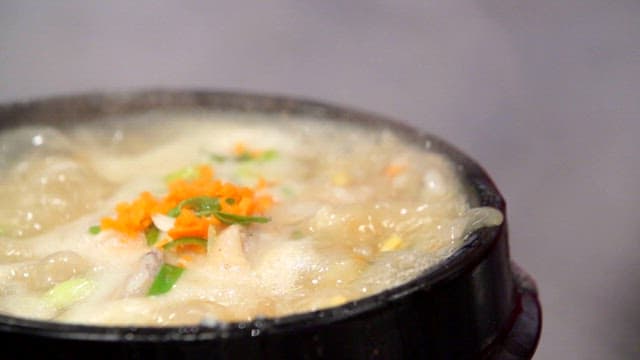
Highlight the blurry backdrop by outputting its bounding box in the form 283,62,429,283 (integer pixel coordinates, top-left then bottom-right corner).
1,1,639,358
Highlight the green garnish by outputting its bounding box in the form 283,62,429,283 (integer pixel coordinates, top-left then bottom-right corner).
145,225,160,246
210,154,228,163
259,149,278,161
168,196,270,226
225,198,236,205
291,230,305,240
237,149,279,162
211,149,278,163
163,237,207,251
44,278,95,309
215,212,270,225
168,196,221,217
147,264,184,296
88,225,101,235
165,165,200,182
236,152,254,162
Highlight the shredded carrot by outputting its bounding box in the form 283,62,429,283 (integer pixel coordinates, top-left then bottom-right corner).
176,244,206,254
384,163,407,178
101,164,273,241
100,191,158,237
154,237,172,249
168,209,211,239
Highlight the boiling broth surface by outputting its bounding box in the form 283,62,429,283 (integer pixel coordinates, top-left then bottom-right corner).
0,112,502,325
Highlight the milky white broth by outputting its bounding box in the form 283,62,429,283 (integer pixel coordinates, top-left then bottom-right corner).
0,112,502,326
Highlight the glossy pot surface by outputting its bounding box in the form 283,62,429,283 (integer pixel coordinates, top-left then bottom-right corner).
0,91,541,359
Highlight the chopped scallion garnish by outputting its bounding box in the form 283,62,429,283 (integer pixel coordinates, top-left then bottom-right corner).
210,154,228,163
168,196,269,226
147,264,184,296
44,278,95,308
164,165,200,183
259,149,278,161
168,196,221,218
236,152,254,162
145,225,160,246
162,237,207,251
211,149,278,163
215,211,270,225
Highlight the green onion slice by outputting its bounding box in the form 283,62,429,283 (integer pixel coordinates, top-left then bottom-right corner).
164,165,199,183
168,196,221,217
162,237,207,251
45,278,95,309
167,196,270,225
210,154,228,163
215,212,270,225
145,225,160,246
147,264,184,296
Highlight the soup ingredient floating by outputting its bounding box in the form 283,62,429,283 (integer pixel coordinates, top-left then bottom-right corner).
97,164,273,294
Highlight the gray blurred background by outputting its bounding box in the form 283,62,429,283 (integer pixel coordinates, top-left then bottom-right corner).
1,1,638,358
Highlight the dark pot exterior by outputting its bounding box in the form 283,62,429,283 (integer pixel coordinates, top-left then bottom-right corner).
0,90,541,359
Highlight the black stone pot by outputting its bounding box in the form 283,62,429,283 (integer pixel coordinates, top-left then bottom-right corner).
0,90,541,359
